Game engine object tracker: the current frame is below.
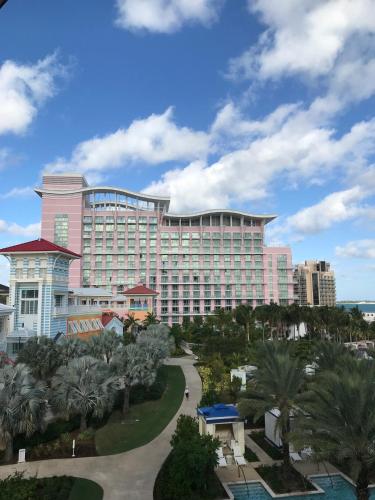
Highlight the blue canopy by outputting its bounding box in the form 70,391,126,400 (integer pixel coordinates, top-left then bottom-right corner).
197,404,240,424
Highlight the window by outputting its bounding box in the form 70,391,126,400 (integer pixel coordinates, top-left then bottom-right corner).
54,295,63,307
54,214,68,247
20,289,38,315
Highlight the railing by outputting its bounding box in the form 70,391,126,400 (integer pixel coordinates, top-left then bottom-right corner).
128,306,150,311
53,305,102,316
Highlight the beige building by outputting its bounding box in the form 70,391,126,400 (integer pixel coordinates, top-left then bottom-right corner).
294,260,336,307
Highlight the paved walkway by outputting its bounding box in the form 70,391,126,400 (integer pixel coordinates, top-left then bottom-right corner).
0,356,202,500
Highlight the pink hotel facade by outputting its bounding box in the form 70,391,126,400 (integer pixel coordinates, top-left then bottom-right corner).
37,174,294,324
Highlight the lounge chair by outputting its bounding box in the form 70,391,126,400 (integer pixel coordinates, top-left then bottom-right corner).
234,454,247,466
290,452,302,462
233,445,247,466
216,447,227,467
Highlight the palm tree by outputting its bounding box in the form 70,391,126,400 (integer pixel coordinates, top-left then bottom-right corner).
111,343,156,415
238,342,306,474
124,312,139,336
0,364,47,462
87,330,121,364
143,312,159,327
16,336,61,381
298,360,375,500
136,324,174,368
254,305,270,342
313,341,352,373
58,336,87,365
50,356,116,431
285,303,302,340
234,304,254,342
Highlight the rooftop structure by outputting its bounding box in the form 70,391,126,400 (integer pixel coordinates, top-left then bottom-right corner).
37,173,294,324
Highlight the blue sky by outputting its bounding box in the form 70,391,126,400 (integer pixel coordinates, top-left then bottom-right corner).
0,0,374,299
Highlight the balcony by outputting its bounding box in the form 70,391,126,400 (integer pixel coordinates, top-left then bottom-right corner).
53,305,102,316
129,305,150,311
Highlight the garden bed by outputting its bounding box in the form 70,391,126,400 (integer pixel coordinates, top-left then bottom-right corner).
244,445,259,462
26,428,97,461
256,464,316,494
0,473,103,500
249,431,283,460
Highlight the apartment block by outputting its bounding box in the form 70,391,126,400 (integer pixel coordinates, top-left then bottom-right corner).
294,260,336,307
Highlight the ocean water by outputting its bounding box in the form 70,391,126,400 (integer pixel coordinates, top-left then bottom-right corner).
228,474,375,500
338,303,375,313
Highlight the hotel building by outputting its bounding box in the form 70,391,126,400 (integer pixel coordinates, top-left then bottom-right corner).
294,260,336,307
36,174,294,324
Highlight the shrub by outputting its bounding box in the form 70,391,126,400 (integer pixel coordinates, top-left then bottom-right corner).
13,416,80,451
154,415,220,500
0,472,74,500
129,366,168,404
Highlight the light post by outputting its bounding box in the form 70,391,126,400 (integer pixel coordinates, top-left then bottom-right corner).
72,439,76,457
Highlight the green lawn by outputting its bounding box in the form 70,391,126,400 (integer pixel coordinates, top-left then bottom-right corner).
95,365,185,455
69,478,103,500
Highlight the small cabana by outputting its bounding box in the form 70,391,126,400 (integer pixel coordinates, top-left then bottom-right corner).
197,403,245,455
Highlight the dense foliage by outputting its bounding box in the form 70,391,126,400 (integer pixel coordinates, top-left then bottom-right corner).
0,473,74,500
0,325,174,463
154,415,220,500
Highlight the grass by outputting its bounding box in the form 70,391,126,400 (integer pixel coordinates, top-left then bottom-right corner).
95,365,185,455
250,431,283,460
256,464,316,494
244,445,259,462
69,478,103,500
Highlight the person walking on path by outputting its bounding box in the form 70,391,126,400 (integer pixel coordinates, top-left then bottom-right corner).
185,386,189,399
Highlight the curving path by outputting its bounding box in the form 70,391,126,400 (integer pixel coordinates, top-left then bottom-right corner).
0,356,202,500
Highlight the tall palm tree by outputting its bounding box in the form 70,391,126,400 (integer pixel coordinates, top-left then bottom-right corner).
136,324,174,368
0,364,47,462
254,305,270,342
238,342,306,474
298,360,375,500
124,312,139,336
50,356,116,431
87,330,121,364
111,343,156,415
313,341,352,373
16,336,61,381
58,336,87,365
143,312,159,327
234,304,254,342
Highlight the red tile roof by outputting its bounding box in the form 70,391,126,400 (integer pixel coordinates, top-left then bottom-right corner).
102,315,113,327
0,238,81,258
123,285,158,296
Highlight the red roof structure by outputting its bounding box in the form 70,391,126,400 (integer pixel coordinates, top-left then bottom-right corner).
123,285,158,296
0,238,81,258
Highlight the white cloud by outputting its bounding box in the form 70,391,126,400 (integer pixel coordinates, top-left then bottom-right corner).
336,240,375,259
0,186,35,199
0,220,41,238
46,107,209,175
145,99,375,212
229,0,375,81
284,187,368,235
115,0,224,33
0,54,64,135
